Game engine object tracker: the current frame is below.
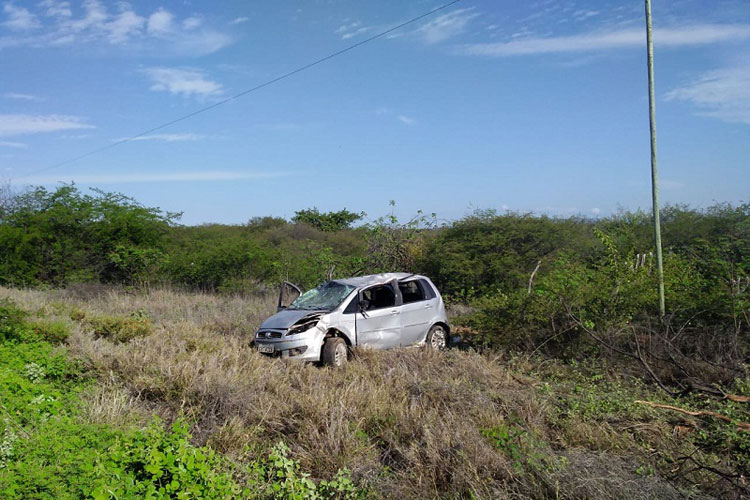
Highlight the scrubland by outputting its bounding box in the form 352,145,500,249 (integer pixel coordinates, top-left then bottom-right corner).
2,285,746,499
1,186,746,497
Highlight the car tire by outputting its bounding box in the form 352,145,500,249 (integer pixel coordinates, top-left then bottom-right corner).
322,337,348,367
426,324,448,350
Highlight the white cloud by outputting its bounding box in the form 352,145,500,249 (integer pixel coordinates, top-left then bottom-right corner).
591,207,601,215
3,92,42,101
458,24,750,57
143,67,223,97
17,170,290,185
397,114,415,125
230,16,249,25
182,16,201,30
335,21,374,40
666,66,750,124
67,0,107,32
147,8,173,34
119,133,207,142
573,10,600,21
417,8,478,44
0,114,94,137
0,140,28,148
0,2,232,55
106,9,144,43
39,0,70,19
39,0,71,19
3,3,40,30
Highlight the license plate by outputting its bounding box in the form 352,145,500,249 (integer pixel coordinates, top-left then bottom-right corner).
257,344,274,354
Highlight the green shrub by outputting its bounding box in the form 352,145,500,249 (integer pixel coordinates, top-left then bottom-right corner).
248,441,363,499
86,313,154,343
31,320,70,343
90,418,244,500
0,300,28,343
69,308,86,322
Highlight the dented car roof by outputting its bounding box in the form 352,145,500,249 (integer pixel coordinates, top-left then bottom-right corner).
332,272,417,288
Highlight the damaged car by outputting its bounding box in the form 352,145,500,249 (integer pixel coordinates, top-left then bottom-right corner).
255,273,450,367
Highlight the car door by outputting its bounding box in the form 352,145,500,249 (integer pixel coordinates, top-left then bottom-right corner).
277,281,302,311
355,282,402,349
398,279,434,346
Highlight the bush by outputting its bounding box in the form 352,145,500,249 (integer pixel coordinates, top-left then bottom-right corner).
86,313,154,343
31,320,70,343
291,208,364,232
0,300,28,343
91,418,243,500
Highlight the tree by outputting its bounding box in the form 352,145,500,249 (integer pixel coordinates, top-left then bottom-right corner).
291,208,364,232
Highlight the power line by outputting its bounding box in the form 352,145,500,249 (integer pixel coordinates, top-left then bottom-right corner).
16,0,462,180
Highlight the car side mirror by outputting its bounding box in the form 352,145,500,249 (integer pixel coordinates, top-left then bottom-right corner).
359,299,370,312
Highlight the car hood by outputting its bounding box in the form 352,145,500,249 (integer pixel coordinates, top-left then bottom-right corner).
259,309,324,330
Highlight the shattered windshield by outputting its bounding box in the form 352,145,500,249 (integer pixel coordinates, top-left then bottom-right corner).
289,281,356,311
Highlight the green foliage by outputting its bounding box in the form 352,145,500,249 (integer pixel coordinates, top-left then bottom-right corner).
364,201,436,273
164,226,276,291
454,204,748,352
0,300,28,343
481,421,563,476
292,208,364,232
89,418,243,500
108,245,168,288
0,301,364,499
31,320,71,343
423,210,593,298
247,442,362,499
0,185,178,286
85,313,154,343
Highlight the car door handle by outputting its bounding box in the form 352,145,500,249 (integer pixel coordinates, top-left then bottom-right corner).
424,304,432,309
390,309,400,314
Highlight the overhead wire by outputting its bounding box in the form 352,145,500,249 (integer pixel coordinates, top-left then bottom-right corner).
16,0,463,180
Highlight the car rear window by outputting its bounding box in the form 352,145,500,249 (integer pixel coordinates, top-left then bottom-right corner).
399,280,426,303
418,279,436,300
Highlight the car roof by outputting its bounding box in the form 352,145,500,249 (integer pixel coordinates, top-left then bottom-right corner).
333,272,419,288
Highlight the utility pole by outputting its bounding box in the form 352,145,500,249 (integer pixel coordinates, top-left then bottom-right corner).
645,0,666,318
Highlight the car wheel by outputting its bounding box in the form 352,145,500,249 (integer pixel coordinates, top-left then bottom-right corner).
426,325,448,350
322,337,348,367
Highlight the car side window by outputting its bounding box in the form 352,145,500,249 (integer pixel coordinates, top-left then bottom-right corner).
418,279,436,300
343,294,359,314
398,280,425,304
362,285,396,310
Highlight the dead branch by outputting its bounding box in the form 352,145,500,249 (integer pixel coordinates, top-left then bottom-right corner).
527,259,542,295
634,328,684,398
566,307,638,359
724,394,750,403
635,400,750,431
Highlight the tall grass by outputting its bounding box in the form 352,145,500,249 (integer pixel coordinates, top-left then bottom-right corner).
0,285,725,498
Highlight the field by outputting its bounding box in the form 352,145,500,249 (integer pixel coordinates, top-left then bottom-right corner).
2,285,748,499
0,186,747,498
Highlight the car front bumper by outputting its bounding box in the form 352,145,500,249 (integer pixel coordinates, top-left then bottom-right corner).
254,335,322,362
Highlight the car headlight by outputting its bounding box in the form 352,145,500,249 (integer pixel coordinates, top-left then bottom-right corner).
287,318,319,336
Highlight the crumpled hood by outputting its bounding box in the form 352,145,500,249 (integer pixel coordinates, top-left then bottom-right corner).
259,309,323,330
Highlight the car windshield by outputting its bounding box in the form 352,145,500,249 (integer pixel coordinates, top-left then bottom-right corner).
289,281,356,311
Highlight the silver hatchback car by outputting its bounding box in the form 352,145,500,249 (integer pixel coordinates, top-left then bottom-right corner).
255,273,450,366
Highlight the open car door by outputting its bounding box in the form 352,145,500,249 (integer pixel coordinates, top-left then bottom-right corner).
355,279,402,349
277,281,302,311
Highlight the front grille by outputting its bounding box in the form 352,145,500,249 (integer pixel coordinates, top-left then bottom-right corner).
257,330,283,339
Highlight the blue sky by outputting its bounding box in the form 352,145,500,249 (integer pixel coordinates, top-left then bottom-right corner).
1,0,748,225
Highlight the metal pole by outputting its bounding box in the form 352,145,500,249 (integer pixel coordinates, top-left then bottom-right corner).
645,0,666,318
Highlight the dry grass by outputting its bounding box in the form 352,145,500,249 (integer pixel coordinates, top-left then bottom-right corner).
0,285,705,499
